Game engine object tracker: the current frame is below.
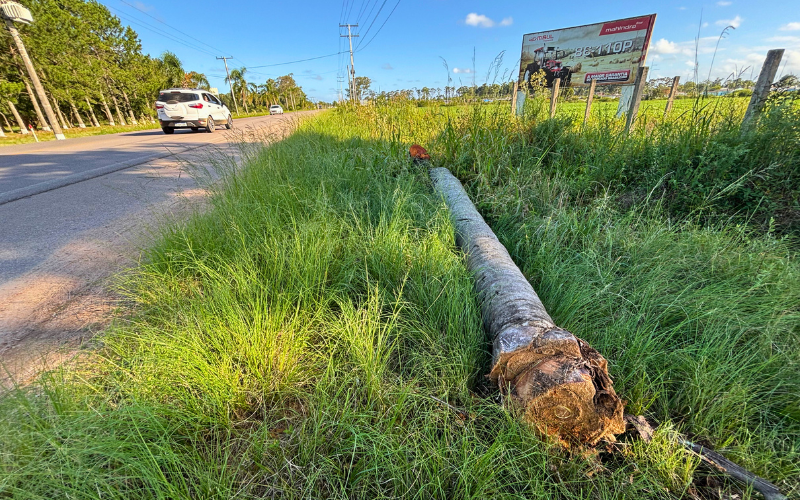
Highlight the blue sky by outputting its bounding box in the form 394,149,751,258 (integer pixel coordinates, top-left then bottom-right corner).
98,0,800,102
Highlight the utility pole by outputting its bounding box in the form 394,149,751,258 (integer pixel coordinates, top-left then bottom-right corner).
337,76,344,104
339,24,358,103
2,1,65,139
217,56,240,115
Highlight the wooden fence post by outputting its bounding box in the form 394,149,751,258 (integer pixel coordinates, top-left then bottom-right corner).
742,49,784,129
510,81,519,115
625,66,649,133
550,78,561,118
583,79,596,126
664,76,680,118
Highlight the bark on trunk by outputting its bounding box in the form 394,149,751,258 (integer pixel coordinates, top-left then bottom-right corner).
20,74,51,131
111,94,127,126
85,97,100,127
51,97,71,129
121,90,138,125
69,99,86,128
430,167,625,446
100,93,115,126
1,111,13,133
8,101,29,134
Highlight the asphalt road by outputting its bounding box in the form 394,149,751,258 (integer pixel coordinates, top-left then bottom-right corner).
1,117,248,196
0,113,293,282
0,112,311,378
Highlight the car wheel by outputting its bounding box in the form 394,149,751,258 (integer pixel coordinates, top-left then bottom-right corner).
225,115,233,129
162,127,174,134
206,116,215,133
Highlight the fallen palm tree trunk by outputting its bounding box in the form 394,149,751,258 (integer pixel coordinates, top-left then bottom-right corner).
430,166,625,446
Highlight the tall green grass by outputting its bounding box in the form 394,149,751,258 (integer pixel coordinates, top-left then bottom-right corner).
1,100,797,498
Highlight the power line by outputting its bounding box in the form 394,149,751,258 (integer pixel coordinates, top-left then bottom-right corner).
354,0,387,50
119,0,227,55
249,52,345,69
106,7,217,57
357,0,401,52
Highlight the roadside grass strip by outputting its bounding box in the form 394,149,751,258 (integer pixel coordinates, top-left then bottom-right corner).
1,101,798,498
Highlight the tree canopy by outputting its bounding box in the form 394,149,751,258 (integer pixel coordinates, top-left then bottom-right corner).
0,0,205,129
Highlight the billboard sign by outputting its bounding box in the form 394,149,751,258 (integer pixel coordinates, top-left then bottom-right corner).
518,14,656,88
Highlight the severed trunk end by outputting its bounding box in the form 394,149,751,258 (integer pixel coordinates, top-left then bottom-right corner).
430,166,625,447
491,327,625,446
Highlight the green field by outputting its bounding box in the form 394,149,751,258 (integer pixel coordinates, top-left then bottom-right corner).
0,96,797,498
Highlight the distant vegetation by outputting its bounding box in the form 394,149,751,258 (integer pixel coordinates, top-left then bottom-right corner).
0,0,316,136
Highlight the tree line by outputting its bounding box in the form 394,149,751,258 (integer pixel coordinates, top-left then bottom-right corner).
0,0,316,136
0,0,194,133
221,69,313,114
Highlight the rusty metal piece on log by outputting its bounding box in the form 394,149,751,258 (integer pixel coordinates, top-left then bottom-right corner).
430,166,625,446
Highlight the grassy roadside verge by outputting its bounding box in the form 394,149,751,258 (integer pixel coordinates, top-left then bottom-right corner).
1,101,798,498
0,122,160,146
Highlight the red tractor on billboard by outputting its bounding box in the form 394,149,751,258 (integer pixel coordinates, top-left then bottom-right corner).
523,46,581,88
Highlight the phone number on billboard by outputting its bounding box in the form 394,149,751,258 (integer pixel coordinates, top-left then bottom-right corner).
574,40,635,58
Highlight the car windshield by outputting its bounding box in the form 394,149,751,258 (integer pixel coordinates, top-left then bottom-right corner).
270,105,280,109
158,92,199,103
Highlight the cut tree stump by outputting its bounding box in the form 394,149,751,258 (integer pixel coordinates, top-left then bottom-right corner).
430,167,625,446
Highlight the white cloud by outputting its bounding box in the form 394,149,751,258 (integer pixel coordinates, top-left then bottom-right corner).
766,35,800,43
716,1,732,5
453,68,473,74
779,22,800,31
679,6,687,9
716,15,742,28
464,13,512,28
702,22,709,28
382,63,393,70
651,39,681,54
649,36,722,58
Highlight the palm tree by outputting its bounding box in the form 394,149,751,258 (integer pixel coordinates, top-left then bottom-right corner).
265,79,280,106
248,82,259,108
225,67,248,113
159,51,184,89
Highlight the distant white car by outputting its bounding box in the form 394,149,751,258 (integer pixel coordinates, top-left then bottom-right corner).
155,88,233,134
269,105,284,115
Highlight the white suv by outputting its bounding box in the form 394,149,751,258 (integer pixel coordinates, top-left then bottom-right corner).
269,105,283,115
156,89,233,134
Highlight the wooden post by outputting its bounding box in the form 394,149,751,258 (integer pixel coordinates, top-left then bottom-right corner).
625,66,649,133
583,79,597,126
664,76,680,118
510,81,519,115
549,78,561,118
742,49,784,128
